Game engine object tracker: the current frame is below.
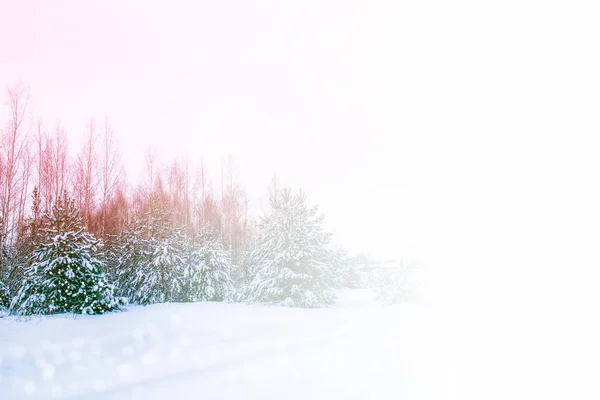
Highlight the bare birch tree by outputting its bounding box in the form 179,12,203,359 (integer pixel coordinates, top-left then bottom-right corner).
220,155,249,262
99,118,123,238
146,146,158,193
1,84,32,251
50,122,69,207
74,118,97,228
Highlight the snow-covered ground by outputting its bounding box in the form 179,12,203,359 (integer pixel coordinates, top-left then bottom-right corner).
0,289,452,399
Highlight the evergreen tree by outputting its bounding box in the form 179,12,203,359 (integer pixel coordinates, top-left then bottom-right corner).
329,246,361,289
120,194,184,304
109,221,151,300
11,191,122,315
135,229,184,304
179,228,235,302
244,189,336,307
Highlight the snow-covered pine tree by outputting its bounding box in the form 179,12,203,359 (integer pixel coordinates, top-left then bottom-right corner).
179,228,235,302
244,189,336,308
109,220,152,300
122,194,185,304
138,229,185,303
11,191,122,315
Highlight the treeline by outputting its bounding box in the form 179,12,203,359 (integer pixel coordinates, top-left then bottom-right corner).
0,86,254,262
0,84,358,313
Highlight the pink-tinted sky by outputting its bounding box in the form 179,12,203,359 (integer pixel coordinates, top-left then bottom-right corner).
2,0,600,287
1,0,420,260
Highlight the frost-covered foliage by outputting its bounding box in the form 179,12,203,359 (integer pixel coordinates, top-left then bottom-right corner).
376,261,417,304
179,228,235,302
112,195,236,305
0,251,12,310
0,279,9,310
137,231,185,303
110,229,146,303
10,192,123,315
244,189,336,308
116,195,185,305
330,247,361,289
101,235,126,295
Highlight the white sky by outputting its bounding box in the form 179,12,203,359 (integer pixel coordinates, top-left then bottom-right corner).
2,0,600,306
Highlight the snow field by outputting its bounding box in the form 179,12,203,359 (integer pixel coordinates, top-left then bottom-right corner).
1,289,449,399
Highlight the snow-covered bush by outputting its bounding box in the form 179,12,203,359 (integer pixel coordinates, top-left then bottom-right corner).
376,261,417,304
244,189,336,308
179,228,235,302
11,192,123,316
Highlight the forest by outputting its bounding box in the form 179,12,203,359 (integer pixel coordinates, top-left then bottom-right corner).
0,84,369,315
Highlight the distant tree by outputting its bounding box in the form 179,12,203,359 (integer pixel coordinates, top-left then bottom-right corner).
11,191,122,315
267,171,281,207
220,155,247,264
244,189,337,307
101,185,129,237
145,146,158,193
167,157,192,232
192,158,210,227
376,261,418,304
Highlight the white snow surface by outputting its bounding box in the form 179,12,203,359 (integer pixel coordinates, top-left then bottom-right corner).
0,289,452,399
